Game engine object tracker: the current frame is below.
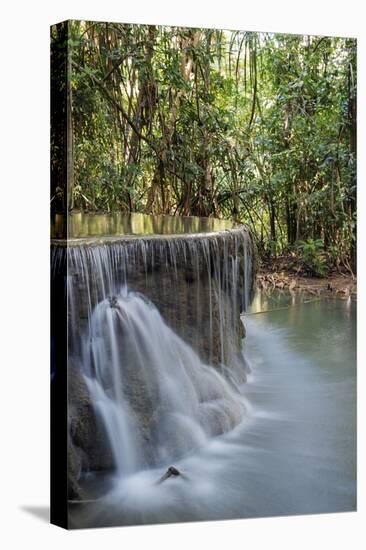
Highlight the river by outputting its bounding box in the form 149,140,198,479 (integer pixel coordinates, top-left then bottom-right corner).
70,291,356,528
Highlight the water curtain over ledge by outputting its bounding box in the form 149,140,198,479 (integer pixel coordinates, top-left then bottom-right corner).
51,213,256,501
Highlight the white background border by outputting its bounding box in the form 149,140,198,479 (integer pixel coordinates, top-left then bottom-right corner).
1,1,364,548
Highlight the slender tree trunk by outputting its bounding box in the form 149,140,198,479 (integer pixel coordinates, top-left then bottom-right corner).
67,29,75,211
51,22,68,214
269,198,276,243
67,46,74,210
348,56,357,272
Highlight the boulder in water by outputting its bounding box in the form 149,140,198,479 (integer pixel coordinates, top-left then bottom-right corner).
108,295,119,308
67,362,115,498
157,466,182,484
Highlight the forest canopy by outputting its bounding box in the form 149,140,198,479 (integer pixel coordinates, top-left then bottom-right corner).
51,21,357,271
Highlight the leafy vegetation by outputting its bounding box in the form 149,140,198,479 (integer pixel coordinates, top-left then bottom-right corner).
297,238,328,277
51,22,357,273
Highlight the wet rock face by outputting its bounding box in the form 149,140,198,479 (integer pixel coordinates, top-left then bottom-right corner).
67,364,114,498
66,227,256,367
52,225,256,498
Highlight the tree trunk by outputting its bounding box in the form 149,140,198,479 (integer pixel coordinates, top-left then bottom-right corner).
67,27,75,211
348,54,357,273
51,22,68,214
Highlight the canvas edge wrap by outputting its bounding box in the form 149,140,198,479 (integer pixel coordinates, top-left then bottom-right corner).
50,20,69,529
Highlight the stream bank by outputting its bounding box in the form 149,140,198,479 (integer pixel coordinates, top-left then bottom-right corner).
257,268,356,300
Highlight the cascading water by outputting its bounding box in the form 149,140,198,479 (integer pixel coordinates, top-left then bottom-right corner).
51,214,255,500
82,290,247,476
51,215,356,528
64,225,253,369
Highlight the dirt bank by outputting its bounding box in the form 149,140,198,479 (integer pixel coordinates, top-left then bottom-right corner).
257,258,356,300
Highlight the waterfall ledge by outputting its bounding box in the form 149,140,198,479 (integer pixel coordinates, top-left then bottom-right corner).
51,213,257,500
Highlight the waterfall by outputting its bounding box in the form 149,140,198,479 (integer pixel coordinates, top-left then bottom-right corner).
82,290,247,475
51,223,254,482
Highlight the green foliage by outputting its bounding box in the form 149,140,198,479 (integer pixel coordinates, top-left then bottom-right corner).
297,239,328,277
52,22,357,272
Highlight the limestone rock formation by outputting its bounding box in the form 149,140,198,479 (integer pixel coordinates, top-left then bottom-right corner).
51,220,257,500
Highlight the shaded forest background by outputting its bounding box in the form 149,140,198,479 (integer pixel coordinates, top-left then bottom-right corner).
51,21,357,273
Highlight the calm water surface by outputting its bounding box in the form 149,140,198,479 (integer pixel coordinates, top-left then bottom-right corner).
70,293,356,528
52,212,237,240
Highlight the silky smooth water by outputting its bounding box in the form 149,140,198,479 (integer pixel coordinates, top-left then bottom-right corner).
70,293,356,528
63,221,253,365
82,290,247,475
